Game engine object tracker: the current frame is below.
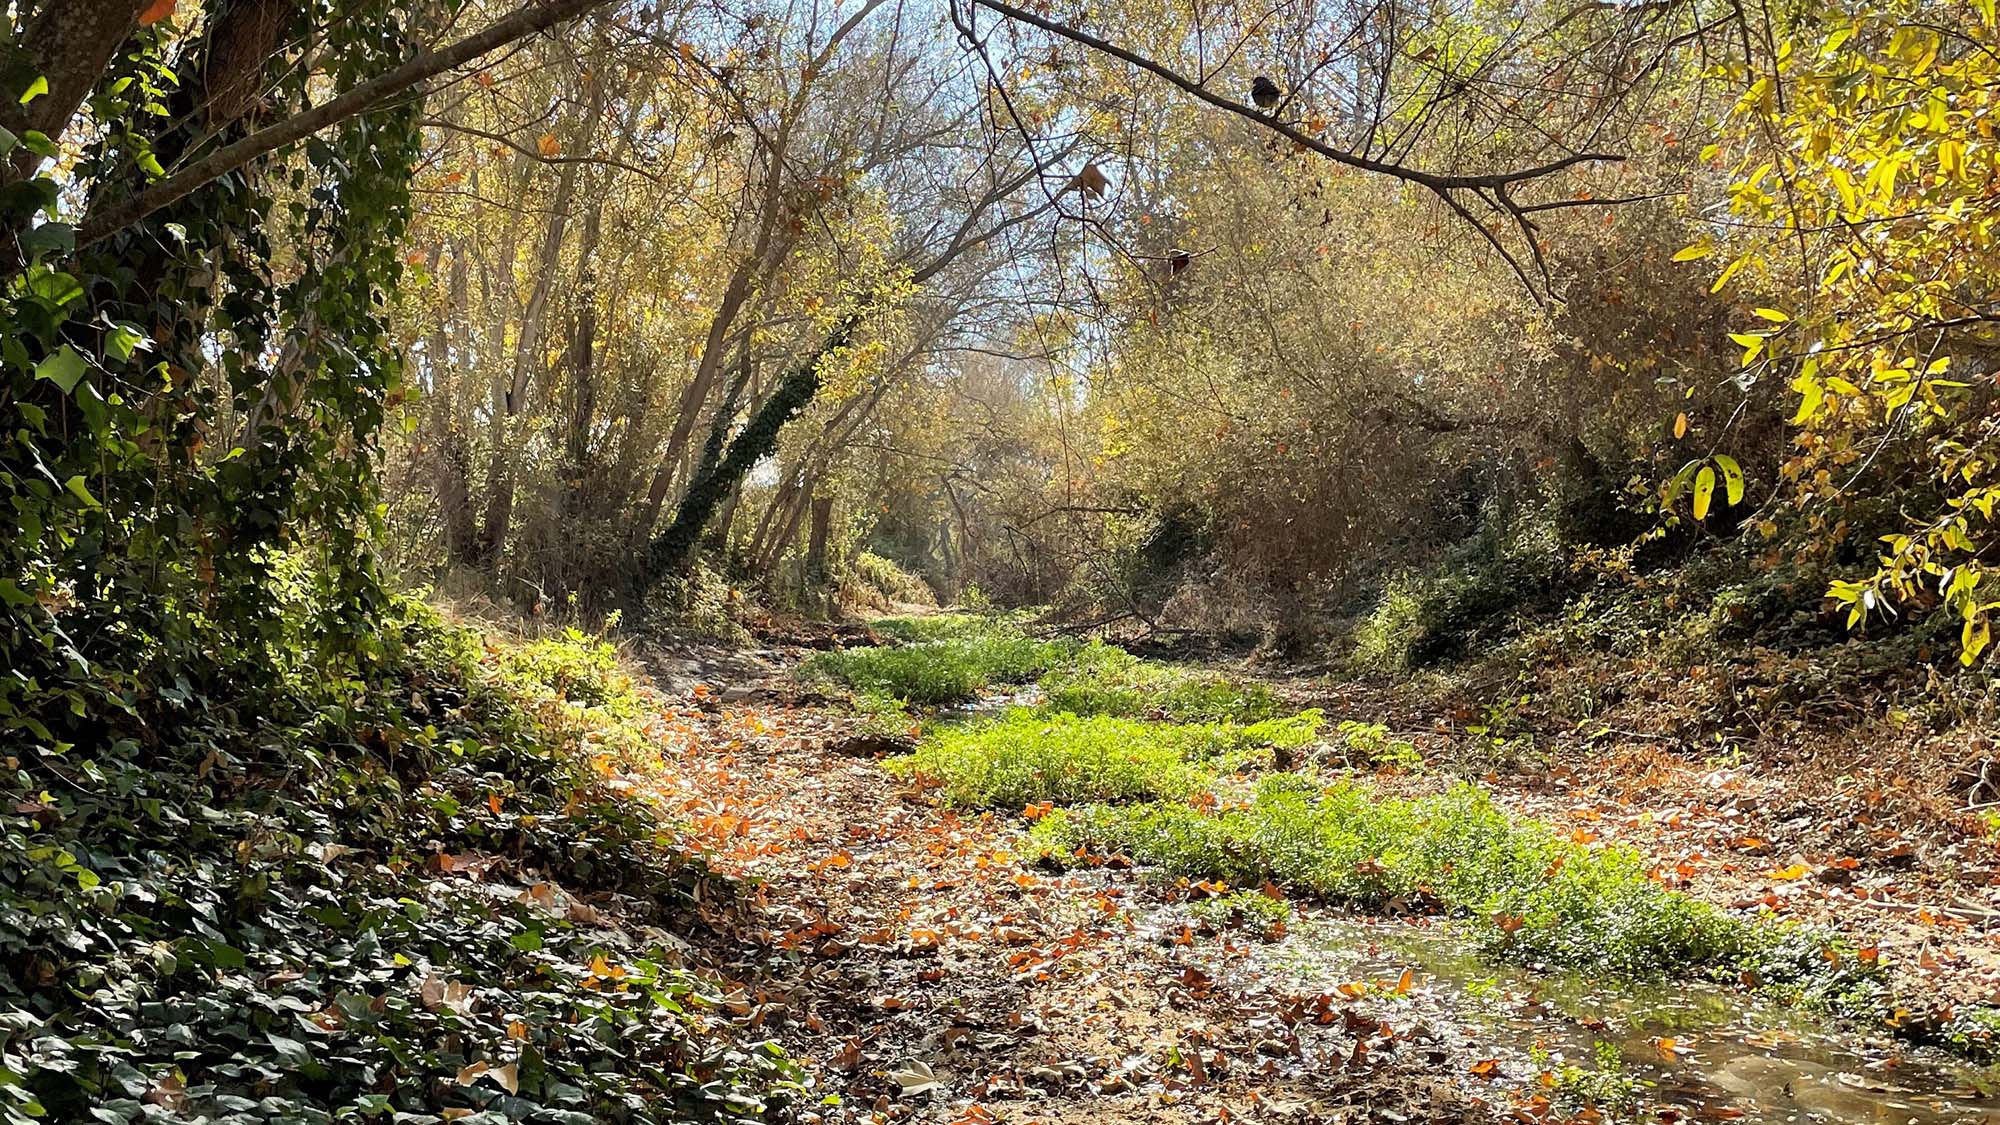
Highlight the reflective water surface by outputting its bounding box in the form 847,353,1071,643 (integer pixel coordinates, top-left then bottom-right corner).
1236,911,1996,1123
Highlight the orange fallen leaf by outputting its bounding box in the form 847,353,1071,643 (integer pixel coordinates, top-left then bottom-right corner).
807,851,851,873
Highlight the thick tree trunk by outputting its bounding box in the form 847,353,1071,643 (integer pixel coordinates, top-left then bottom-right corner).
1,1,147,188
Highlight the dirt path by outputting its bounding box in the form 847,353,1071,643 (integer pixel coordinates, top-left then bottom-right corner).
622,649,1490,1125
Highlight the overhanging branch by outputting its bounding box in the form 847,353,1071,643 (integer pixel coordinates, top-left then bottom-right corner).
963,0,1630,301
78,0,616,247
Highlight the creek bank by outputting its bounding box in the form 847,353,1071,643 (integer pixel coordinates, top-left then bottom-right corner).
624,624,2000,1122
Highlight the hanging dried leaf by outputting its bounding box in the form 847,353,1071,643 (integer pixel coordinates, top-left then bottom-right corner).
1064,163,1110,200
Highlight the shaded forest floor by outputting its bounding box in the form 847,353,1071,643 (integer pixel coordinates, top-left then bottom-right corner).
605,624,2000,1124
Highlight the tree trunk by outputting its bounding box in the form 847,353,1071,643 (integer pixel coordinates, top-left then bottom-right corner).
744,470,799,570
643,316,856,584
805,493,833,585
759,480,813,576
477,134,586,565
560,196,605,515
637,258,760,533
1,1,148,189
438,425,479,565
711,481,743,557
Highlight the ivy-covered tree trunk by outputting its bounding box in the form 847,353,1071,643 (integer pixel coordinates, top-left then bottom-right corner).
643,316,856,584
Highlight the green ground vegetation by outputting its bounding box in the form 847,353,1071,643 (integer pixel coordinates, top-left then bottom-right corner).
804,614,1071,704
1038,643,1288,723
886,709,1323,807
857,616,1984,1054
1,588,796,1125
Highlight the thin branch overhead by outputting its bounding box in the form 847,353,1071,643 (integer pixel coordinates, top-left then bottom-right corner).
961,0,1633,301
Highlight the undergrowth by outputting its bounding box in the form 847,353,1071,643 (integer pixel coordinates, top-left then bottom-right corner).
1037,643,1287,723
0,589,796,1125
805,615,1070,704
828,616,1285,722
868,611,1032,644
1188,889,1293,939
862,606,2000,1057
1028,778,1869,986
839,552,938,611
887,710,1324,808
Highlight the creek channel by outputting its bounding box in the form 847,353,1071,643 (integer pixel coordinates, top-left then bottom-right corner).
924,681,1995,1122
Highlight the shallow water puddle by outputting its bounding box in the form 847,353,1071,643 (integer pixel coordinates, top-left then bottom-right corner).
1227,911,1995,1123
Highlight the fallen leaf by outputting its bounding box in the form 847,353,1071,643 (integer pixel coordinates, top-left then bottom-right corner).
889,1059,940,1095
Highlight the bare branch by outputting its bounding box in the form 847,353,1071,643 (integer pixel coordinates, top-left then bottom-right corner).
78,0,616,246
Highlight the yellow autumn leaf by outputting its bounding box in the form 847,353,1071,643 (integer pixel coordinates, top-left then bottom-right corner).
1692,466,1716,520
1674,412,1689,439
